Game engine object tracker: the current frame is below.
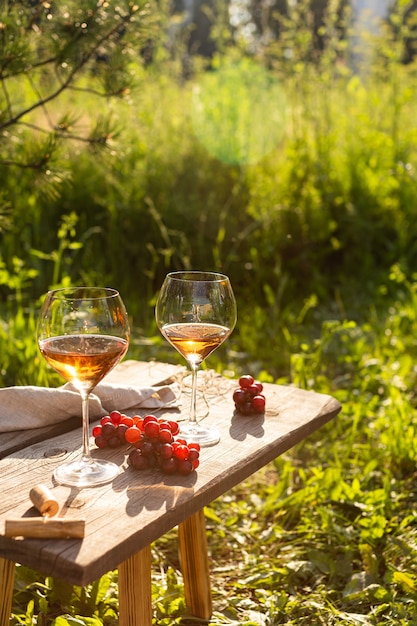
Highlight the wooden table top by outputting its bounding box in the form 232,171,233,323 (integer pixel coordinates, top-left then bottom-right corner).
0,361,341,586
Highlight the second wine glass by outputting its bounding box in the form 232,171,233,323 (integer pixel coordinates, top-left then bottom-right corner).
155,271,237,446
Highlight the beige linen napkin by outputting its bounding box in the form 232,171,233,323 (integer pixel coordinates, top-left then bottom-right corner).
0,381,180,432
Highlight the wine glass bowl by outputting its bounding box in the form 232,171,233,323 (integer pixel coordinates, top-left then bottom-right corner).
38,287,130,487
155,271,237,446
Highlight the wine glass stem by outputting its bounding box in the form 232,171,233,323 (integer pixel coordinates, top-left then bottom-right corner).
189,364,198,426
81,392,92,464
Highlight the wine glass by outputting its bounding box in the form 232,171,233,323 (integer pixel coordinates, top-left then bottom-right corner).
37,287,130,487
155,271,237,446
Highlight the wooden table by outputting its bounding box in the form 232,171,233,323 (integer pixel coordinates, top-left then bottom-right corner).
0,361,341,625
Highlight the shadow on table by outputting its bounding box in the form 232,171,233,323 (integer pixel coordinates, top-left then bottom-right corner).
113,468,198,518
228,410,265,441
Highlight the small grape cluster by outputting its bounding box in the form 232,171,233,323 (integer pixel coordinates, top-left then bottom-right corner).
93,412,200,476
233,375,266,415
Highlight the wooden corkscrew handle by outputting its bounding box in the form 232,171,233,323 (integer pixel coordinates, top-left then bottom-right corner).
3,484,86,539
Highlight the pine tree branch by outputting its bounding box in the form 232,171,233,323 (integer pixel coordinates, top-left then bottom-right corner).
0,4,142,131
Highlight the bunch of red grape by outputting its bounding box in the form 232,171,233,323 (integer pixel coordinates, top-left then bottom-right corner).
233,375,266,415
92,411,200,476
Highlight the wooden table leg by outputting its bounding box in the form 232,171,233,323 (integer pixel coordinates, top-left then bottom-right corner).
178,508,212,620
0,557,15,626
118,545,152,626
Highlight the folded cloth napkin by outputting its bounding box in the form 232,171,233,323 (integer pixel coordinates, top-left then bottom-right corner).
0,381,180,432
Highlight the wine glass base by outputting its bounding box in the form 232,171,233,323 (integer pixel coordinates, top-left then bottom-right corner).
179,423,220,447
53,458,119,487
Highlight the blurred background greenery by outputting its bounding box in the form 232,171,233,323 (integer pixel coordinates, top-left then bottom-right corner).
3,1,417,624
2,0,417,386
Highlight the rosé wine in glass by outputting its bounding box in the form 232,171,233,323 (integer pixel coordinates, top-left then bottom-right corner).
155,271,237,447
38,287,130,487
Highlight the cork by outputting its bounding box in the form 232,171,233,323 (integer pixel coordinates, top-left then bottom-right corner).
29,484,60,517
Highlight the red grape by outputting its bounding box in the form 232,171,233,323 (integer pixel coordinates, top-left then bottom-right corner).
92,425,102,438
143,414,158,426
129,449,149,470
252,395,266,413
159,428,173,444
188,448,199,462
233,388,247,404
174,445,189,461
121,415,134,428
144,421,160,439
178,460,193,476
95,435,108,449
188,442,201,451
160,443,174,459
247,384,261,397
239,374,254,389
160,457,178,475
125,426,142,444
108,435,121,448
101,422,117,438
133,416,144,430
168,420,180,435
110,410,122,425
139,440,154,456
117,424,129,440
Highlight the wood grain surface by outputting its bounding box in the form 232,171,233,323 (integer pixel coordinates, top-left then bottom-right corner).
0,361,341,586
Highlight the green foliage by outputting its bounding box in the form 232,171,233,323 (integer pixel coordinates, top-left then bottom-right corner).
2,0,417,328
11,565,119,624
191,58,287,165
